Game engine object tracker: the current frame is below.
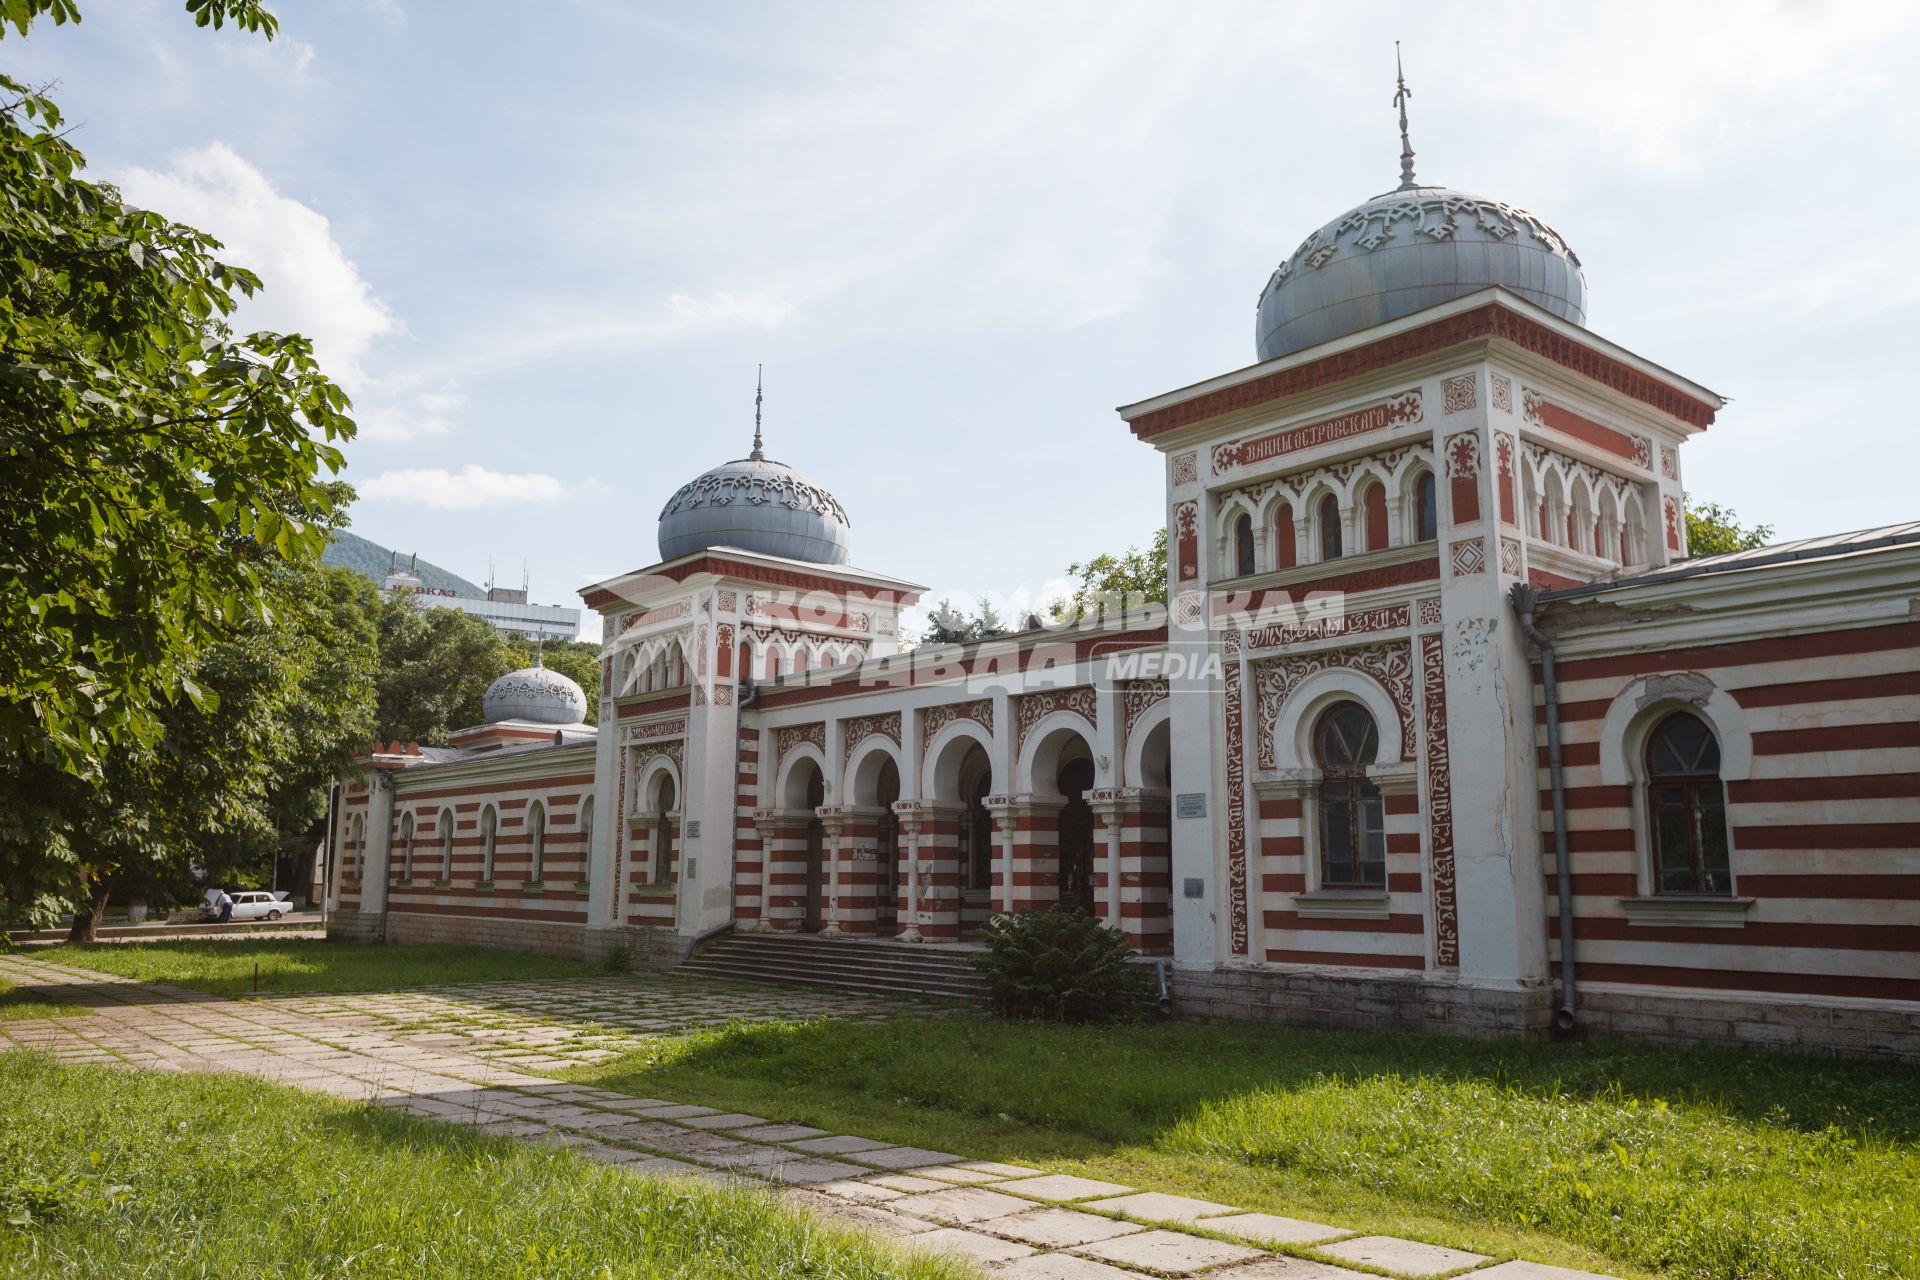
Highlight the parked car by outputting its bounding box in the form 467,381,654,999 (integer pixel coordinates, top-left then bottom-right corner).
198,890,292,922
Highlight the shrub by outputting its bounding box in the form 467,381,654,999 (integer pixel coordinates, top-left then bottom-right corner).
970,908,1156,1023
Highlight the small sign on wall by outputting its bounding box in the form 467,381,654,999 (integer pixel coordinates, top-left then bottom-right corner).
1176,793,1207,819
685,819,701,838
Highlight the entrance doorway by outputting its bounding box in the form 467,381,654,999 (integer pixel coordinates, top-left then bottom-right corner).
873,758,901,936
1056,756,1096,914
791,762,826,932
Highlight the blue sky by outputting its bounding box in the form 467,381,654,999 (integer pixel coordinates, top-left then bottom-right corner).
16,1,1920,639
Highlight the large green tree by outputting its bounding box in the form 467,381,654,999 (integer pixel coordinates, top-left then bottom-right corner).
1,1,350,782
0,0,374,932
373,600,508,745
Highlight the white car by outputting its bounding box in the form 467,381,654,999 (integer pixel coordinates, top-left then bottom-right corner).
201,890,292,922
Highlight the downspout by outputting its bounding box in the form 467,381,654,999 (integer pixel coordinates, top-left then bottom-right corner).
1510,584,1578,1033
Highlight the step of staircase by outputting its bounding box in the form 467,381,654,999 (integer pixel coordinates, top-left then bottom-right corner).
677,931,990,1003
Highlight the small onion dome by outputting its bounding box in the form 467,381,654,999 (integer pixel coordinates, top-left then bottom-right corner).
482,665,586,725
1255,186,1587,363
657,456,851,565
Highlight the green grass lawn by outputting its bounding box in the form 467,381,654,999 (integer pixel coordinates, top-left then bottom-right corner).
0,981,91,1021
25,940,598,996
0,1051,974,1279
573,1015,1920,1280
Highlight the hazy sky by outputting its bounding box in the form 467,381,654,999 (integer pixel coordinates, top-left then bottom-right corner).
16,1,1920,638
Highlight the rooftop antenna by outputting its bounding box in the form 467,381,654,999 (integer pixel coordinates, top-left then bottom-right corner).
749,363,765,461
1393,41,1417,191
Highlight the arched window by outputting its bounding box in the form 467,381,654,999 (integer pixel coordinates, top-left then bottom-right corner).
1232,511,1256,576
1359,481,1388,552
1646,712,1731,895
1318,494,1343,560
1274,502,1297,569
651,777,677,884
439,808,455,880
579,794,595,865
527,800,546,883
398,812,415,882
1313,702,1384,888
1414,472,1438,542
479,805,498,884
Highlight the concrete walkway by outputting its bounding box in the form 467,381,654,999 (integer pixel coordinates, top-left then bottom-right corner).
0,953,1611,1280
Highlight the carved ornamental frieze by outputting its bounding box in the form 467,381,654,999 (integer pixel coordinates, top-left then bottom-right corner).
1013,686,1098,756
1252,641,1415,772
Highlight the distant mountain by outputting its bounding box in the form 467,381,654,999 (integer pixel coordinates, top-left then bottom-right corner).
324,530,485,598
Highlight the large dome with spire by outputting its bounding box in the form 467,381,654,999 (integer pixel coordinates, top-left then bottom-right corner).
1253,53,1586,363
655,374,853,566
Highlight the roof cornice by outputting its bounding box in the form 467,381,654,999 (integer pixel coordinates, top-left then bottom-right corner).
1118,291,1723,443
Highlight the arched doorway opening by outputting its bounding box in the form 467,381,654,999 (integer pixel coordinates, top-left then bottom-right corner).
1056,754,1096,914
647,774,677,885
957,743,994,935
872,758,901,936
784,759,827,932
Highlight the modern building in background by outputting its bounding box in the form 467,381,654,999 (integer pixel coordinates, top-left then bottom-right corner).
381,555,581,643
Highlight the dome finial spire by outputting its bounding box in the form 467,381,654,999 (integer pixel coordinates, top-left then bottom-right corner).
1393,41,1417,191
750,363,765,461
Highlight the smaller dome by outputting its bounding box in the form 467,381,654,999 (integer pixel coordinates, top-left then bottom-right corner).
483,665,586,725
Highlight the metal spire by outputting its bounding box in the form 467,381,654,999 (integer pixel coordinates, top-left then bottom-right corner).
749,363,765,461
535,636,545,668
1393,41,1417,191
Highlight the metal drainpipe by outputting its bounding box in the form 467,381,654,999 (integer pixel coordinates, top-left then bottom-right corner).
1510,583,1578,1033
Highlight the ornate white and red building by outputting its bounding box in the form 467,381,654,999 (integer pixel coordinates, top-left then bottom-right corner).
328,149,1920,1060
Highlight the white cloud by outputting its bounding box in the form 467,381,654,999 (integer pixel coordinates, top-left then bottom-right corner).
667,290,795,331
358,465,567,511
115,142,399,384
352,388,465,444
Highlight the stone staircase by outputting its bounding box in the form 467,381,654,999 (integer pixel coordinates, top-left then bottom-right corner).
677,930,990,1003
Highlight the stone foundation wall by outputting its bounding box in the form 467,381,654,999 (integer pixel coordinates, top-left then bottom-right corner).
1170,965,1920,1061
1170,964,1555,1039
1577,985,1920,1062
325,910,683,970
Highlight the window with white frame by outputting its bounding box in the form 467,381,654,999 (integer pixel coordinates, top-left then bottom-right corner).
527,800,546,883
1313,701,1385,888
479,805,498,883
1644,711,1732,895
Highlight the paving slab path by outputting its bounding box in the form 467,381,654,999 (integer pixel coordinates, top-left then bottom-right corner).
0,953,1618,1280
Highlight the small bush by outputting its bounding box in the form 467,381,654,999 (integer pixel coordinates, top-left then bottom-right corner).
970,908,1155,1023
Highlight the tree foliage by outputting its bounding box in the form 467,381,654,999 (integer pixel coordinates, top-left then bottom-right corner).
1,26,353,780
1684,496,1774,558
1053,528,1168,622
372,601,507,746
0,559,379,932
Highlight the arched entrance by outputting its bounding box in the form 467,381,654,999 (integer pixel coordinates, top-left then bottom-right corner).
873,758,901,936
800,766,825,931
1056,755,1096,914
781,756,827,933
957,744,994,936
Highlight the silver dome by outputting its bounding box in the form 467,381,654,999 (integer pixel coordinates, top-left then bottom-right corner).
657,456,851,565
482,665,586,725
1256,186,1586,362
